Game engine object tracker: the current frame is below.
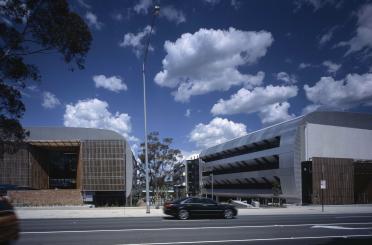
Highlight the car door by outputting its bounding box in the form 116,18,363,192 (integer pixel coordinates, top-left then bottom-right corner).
183,198,204,216
200,198,222,216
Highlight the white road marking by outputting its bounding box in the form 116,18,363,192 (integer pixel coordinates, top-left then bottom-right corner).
20,222,372,234
312,225,372,230
117,234,372,245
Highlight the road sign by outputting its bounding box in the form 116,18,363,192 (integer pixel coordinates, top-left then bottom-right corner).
320,180,326,189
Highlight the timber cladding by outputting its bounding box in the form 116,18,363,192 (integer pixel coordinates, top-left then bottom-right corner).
312,157,354,205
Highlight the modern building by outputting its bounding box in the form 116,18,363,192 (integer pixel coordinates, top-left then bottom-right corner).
199,111,372,204
0,127,135,205
173,156,201,198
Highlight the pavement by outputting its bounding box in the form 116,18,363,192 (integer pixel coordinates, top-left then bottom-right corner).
15,204,372,219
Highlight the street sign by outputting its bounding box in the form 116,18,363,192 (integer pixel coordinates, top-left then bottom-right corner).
320,180,326,189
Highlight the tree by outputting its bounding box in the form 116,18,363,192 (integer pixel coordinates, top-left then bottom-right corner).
272,180,282,206
0,0,92,144
138,132,183,204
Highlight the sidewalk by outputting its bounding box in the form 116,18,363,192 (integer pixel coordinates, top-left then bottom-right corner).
15,204,372,219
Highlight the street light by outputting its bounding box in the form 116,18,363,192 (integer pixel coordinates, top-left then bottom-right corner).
143,5,160,214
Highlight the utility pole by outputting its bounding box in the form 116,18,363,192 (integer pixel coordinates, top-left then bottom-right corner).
210,173,214,201
143,5,160,214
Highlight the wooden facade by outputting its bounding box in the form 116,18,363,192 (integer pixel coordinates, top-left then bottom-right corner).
311,157,354,205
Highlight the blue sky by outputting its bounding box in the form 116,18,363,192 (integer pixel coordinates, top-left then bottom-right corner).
20,0,372,157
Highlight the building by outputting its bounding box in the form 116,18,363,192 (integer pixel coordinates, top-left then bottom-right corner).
199,111,372,204
0,127,135,206
173,156,201,198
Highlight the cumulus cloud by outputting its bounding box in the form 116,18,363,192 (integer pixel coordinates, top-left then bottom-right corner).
338,4,372,56
231,0,241,10
133,0,152,14
304,72,372,109
64,98,137,141
211,85,298,116
77,0,91,9
42,92,61,109
258,102,295,125
189,117,247,149
154,28,273,102
319,26,338,46
322,60,341,74
93,75,127,92
85,11,103,30
133,0,186,24
185,109,191,117
160,6,186,24
203,0,221,5
294,0,337,12
302,104,322,115
299,62,313,69
119,25,153,58
276,72,298,84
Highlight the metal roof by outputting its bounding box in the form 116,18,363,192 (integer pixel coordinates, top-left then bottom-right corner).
25,127,125,141
200,111,372,158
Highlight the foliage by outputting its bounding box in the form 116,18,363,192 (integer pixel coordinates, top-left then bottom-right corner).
272,181,281,197
137,132,183,203
0,0,92,143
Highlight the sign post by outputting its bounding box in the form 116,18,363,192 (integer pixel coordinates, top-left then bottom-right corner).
320,180,326,212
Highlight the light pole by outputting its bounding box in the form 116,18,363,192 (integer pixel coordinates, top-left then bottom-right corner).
143,5,160,214
210,173,214,200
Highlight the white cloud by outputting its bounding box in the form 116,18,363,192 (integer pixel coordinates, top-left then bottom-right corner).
302,104,322,115
211,85,298,116
112,13,123,21
64,98,137,141
258,102,295,125
299,62,312,69
185,109,191,117
119,25,153,58
276,72,298,84
294,0,337,12
78,0,91,9
134,0,152,14
189,117,247,149
27,85,39,92
93,75,127,92
85,11,103,30
338,4,372,56
42,91,61,109
154,28,273,102
304,72,372,109
231,0,241,10
322,60,341,74
319,26,337,46
203,0,221,5
160,6,186,24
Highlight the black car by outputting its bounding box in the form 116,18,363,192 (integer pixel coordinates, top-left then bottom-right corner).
163,197,238,220
0,196,19,244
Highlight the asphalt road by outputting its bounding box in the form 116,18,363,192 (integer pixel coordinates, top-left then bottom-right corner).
17,213,372,245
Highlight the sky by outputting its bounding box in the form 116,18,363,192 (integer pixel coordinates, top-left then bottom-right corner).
19,0,372,158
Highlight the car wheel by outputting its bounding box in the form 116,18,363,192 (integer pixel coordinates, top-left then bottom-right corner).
178,209,189,220
224,209,234,219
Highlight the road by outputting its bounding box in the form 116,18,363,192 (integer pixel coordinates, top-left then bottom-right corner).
17,213,372,244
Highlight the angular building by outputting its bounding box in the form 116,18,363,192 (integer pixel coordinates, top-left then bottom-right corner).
200,111,372,204
0,127,135,205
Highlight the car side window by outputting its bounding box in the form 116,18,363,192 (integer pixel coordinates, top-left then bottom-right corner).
201,198,216,205
185,198,201,204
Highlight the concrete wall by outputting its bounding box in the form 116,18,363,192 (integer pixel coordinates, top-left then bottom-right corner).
306,123,372,160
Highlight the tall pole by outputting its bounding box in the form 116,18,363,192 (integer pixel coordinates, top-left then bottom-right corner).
143,5,160,214
185,161,188,197
211,173,214,200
